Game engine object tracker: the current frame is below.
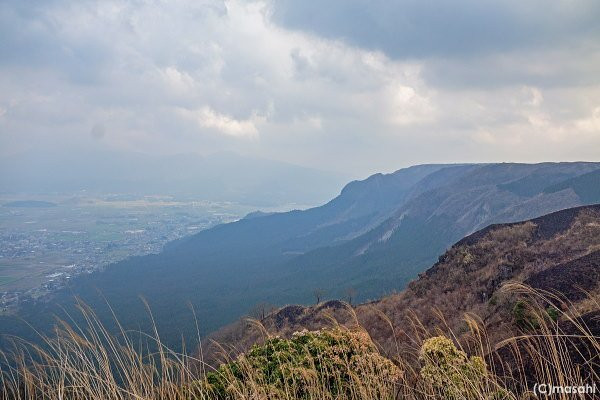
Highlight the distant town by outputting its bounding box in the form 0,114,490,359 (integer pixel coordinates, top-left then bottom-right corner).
0,194,256,314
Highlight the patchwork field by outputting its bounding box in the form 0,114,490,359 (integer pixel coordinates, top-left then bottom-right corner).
0,194,258,297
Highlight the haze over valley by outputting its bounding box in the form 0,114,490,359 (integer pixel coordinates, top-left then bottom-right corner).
0,150,349,314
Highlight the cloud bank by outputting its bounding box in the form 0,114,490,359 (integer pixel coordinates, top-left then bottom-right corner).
0,0,599,176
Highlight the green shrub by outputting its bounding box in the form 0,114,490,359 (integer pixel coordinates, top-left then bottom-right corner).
195,328,401,399
419,336,488,399
546,306,559,322
512,300,540,330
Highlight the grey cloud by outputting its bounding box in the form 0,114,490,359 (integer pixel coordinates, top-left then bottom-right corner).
421,45,600,90
271,1,600,93
271,0,600,59
90,122,105,139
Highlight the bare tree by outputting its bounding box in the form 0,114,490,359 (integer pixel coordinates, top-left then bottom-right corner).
313,288,325,305
345,287,357,306
249,302,275,320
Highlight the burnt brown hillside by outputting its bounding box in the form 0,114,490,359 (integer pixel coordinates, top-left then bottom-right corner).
206,204,600,367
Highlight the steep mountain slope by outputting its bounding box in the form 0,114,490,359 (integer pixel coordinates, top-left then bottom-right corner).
2,162,600,351
268,162,600,300
543,168,600,203
208,204,600,369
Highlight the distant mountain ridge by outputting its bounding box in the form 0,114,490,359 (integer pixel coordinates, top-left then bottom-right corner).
0,150,347,207
2,162,600,351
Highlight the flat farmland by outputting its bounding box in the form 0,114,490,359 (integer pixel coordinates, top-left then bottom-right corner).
0,194,256,299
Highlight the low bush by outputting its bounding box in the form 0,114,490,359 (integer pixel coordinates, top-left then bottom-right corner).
196,328,401,399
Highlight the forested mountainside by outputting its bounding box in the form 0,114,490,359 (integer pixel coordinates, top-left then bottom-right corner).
207,204,600,378
2,162,600,351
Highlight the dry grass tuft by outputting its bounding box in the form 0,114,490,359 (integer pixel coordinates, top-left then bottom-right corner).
1,284,598,399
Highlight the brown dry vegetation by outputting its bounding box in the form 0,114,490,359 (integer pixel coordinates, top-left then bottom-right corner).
205,206,600,380
1,283,599,399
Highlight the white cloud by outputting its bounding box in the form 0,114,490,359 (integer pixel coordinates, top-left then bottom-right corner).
179,106,263,138
160,67,197,96
521,86,544,107
575,106,600,133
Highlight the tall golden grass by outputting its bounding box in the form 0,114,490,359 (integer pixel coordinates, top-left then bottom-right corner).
1,284,598,399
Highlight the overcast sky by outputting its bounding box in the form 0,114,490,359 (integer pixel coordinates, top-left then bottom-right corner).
1,0,599,176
